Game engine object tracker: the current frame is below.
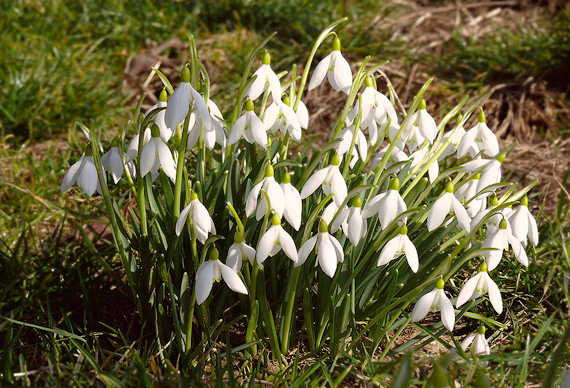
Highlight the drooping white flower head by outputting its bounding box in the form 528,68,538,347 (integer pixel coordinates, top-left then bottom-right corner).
455,174,486,218
245,51,282,103
245,164,285,221
456,261,502,314
228,99,268,148
401,99,437,145
165,66,212,132
295,98,309,130
457,109,499,158
203,98,227,151
300,153,347,207
308,36,352,94
226,231,256,271
125,127,151,164
482,218,528,271
460,326,491,357
427,181,471,232
61,145,103,197
332,196,367,246
263,97,302,142
195,248,248,305
336,124,368,168
359,76,398,142
140,124,177,183
280,171,302,231
175,190,216,244
506,196,539,247
362,177,407,230
411,277,455,331
437,114,473,160
297,219,344,277
371,145,409,173
377,225,419,273
144,89,171,141
256,214,298,265
409,146,439,184
459,153,505,198
101,137,124,184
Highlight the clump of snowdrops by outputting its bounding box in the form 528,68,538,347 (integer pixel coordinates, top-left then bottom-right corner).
62,19,538,368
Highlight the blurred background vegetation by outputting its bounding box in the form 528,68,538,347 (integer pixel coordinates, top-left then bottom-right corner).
1,0,569,385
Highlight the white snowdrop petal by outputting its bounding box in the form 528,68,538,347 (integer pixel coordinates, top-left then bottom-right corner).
78,158,98,197
297,235,318,267
308,54,332,90
427,194,451,231
456,274,480,308
139,141,156,178
460,334,475,351
226,244,243,272
318,237,338,277
175,204,192,236
61,157,84,193
279,227,298,263
485,273,503,314
245,181,263,217
301,167,329,199
403,236,418,272
361,193,386,219
332,53,352,94
195,261,215,305
377,237,400,267
219,263,248,295
451,196,471,232
439,292,455,331
257,227,276,265
411,288,437,322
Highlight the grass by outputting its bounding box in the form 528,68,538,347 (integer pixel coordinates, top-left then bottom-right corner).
1,0,570,386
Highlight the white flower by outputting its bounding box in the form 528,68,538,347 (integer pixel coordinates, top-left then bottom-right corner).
101,138,124,184
506,196,539,247
300,153,347,207
61,148,102,197
457,109,499,158
297,220,344,277
295,98,309,130
404,124,426,153
140,125,177,182
456,262,502,314
165,67,211,132
455,175,486,218
195,248,248,305
175,190,216,244
371,145,409,172
409,146,439,184
203,98,227,151
437,118,466,160
256,214,298,265
336,124,368,167
461,326,491,357
280,171,302,231
482,218,528,271
245,164,285,221
377,225,418,272
263,99,302,142
145,89,171,141
226,232,256,271
362,177,407,230
427,182,471,232
332,196,367,246
246,51,282,102
308,36,352,94
411,278,455,331
125,127,151,164
228,99,267,148
401,99,437,144
459,153,504,198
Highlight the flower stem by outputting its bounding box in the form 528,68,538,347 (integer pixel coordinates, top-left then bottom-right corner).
280,265,301,353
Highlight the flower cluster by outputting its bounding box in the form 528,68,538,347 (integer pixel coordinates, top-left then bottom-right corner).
61,22,538,361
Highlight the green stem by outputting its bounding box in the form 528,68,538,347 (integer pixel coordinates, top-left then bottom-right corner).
281,265,301,353
173,112,191,218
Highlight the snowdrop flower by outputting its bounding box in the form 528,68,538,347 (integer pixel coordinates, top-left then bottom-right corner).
175,190,216,244
482,218,528,271
409,146,439,184
301,153,347,206
336,124,368,167
297,219,344,277
246,51,282,102
506,196,539,247
360,76,398,141
402,99,437,144
405,124,426,153
245,164,285,221
332,196,367,246
203,98,227,151
377,225,419,272
456,261,502,314
437,115,466,160
140,124,177,182
411,277,455,331
461,326,491,357
469,195,508,233
295,98,309,130
457,109,499,158
61,145,102,197
427,182,471,232
145,89,171,141
280,171,302,231
455,174,486,218
125,127,151,164
228,99,267,148
371,145,409,172
195,248,248,305
226,232,256,271
308,36,352,94
101,137,124,184
263,97,302,142
321,202,340,225
165,66,211,132
459,153,505,198
256,214,298,265
362,177,407,230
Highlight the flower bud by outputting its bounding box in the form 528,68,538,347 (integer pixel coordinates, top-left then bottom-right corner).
391,176,400,191
318,219,328,233
245,99,255,111
271,213,281,225
491,196,499,207
262,51,271,65
181,66,191,83
210,247,219,261
352,196,362,208
479,261,488,272
282,170,291,184
521,196,528,206
419,99,427,110
399,224,408,235
265,164,274,177
330,153,340,166
445,181,454,193
499,218,507,229
436,277,445,289
159,88,168,102
478,325,486,335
